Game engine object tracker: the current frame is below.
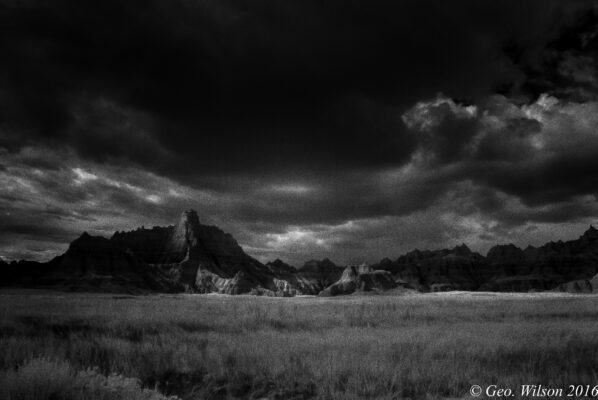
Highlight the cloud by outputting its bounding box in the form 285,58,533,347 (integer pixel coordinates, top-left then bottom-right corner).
1,0,594,180
401,93,598,205
402,95,479,165
2,1,598,263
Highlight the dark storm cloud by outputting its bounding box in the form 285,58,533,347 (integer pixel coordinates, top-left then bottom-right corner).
2,0,598,263
504,6,598,101
221,170,450,226
1,0,593,179
0,221,74,243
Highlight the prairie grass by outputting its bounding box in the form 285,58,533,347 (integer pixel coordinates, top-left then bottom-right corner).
0,357,177,400
1,290,598,399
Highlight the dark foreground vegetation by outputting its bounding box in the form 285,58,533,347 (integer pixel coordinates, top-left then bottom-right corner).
1,290,598,399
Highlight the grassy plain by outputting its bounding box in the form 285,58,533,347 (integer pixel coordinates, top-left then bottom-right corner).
1,290,598,399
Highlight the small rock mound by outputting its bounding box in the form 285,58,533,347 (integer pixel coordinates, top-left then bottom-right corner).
556,273,598,293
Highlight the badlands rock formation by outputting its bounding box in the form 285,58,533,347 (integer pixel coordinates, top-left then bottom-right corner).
1,232,175,293
48,233,176,292
368,226,598,293
266,259,297,275
0,210,347,295
3,211,598,295
372,244,490,291
1,210,283,294
113,210,278,294
480,226,598,291
265,258,344,295
556,273,598,293
319,265,397,296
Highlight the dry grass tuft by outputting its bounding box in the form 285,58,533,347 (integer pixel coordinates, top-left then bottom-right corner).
0,357,178,400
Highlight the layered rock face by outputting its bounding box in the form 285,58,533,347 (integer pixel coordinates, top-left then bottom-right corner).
266,259,297,275
262,258,345,295
1,210,282,294
4,212,598,295
49,233,177,292
373,245,490,291
293,259,344,294
111,226,173,264
556,274,598,293
112,210,278,294
0,233,177,293
1,210,353,295
486,244,525,275
319,265,397,296
366,226,598,293
480,227,598,291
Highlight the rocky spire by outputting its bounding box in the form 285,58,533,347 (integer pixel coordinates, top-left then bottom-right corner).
171,210,202,248
582,225,598,240
453,243,471,256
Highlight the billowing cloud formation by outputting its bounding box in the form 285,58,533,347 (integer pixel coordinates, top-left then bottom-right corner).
2,1,598,264
402,93,598,206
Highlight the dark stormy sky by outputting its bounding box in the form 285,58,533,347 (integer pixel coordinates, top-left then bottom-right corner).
2,0,598,265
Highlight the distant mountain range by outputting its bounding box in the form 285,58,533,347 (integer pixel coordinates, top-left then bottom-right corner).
2,209,598,295
372,226,598,293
